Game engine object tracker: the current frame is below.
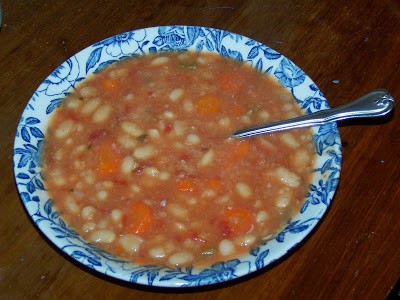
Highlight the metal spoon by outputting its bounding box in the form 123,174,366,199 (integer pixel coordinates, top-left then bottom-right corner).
233,89,394,138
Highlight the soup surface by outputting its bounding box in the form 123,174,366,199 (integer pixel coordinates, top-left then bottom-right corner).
42,51,316,267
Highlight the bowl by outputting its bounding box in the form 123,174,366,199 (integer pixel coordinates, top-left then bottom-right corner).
13,26,341,287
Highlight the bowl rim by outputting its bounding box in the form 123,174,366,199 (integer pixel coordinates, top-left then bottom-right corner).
13,25,342,288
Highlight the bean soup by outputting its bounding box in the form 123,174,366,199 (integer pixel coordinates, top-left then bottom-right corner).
42,51,316,267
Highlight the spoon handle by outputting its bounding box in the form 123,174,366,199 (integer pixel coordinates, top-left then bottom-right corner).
233,89,394,138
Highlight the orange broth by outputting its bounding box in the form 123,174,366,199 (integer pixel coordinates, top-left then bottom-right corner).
42,51,316,267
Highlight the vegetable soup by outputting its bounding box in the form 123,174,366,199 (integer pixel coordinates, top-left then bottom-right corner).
42,51,316,267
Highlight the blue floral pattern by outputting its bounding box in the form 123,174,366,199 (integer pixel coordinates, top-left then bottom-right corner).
13,26,341,287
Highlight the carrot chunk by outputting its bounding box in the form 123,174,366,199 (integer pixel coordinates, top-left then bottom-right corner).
102,79,120,91
233,103,242,116
97,142,122,176
176,178,196,192
123,201,155,236
220,206,255,236
226,139,251,165
195,95,221,116
208,178,223,191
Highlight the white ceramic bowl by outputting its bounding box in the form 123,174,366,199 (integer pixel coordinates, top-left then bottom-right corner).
13,26,341,287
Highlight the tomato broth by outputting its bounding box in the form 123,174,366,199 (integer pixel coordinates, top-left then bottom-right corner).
42,51,316,267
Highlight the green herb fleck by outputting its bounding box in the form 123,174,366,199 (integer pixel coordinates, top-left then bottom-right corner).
200,145,210,152
178,62,198,70
201,247,215,256
136,134,148,141
248,103,263,113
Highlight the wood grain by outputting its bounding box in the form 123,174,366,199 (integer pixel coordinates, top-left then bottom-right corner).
1,0,399,299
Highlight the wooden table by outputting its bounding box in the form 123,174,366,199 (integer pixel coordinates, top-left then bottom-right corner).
1,1,399,299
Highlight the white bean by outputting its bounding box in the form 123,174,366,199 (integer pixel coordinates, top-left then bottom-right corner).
81,98,101,115
198,149,214,167
81,206,96,220
238,235,256,247
218,117,231,127
236,182,252,198
109,68,128,79
53,176,66,187
148,128,160,139
111,209,122,223
283,103,293,111
254,199,262,208
82,222,96,232
219,239,235,256
216,195,230,204
148,247,166,259
130,184,141,193
121,121,144,137
256,210,269,223
102,181,114,189
74,161,82,169
202,189,216,198
240,115,252,124
124,93,134,101
173,120,186,136
276,190,292,208
258,110,270,121
74,161,82,170
167,203,188,220
73,144,86,155
84,172,95,184
96,190,108,201
55,120,74,139
90,230,116,244
286,111,299,118
65,195,79,214
121,156,138,174
183,99,193,112
168,252,194,266
280,133,300,148
133,145,156,160
164,111,175,119
144,167,160,177
159,171,170,181
80,86,98,98
197,56,207,65
169,88,184,102
65,98,82,109
92,104,112,123
293,149,311,170
187,197,197,205
118,234,143,254
273,167,301,188
185,133,200,145
183,238,195,249
276,195,290,208
97,219,109,229
174,222,187,231
55,149,63,160
151,56,170,66
257,138,277,151
174,142,184,150
117,134,137,149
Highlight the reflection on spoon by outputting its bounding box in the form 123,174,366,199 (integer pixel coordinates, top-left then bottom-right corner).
233,89,394,138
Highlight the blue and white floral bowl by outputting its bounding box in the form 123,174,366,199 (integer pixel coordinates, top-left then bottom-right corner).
13,26,341,287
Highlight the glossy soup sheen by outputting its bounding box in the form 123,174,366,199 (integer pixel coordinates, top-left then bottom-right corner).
42,51,316,268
